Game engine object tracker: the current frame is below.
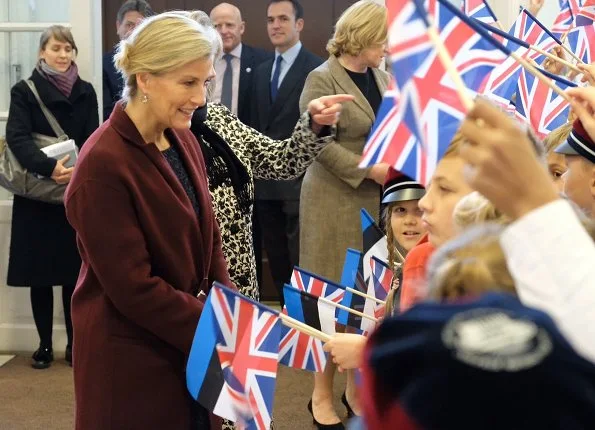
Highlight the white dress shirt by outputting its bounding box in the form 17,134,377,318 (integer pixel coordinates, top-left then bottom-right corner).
213,43,242,115
270,41,302,89
500,199,595,362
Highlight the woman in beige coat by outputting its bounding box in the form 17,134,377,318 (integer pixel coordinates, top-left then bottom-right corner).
298,1,390,428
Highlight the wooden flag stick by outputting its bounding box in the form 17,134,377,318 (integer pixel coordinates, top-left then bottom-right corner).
279,313,331,342
425,26,475,111
317,295,379,322
559,41,584,64
346,286,385,305
510,51,571,101
530,44,582,73
557,28,583,64
561,30,569,43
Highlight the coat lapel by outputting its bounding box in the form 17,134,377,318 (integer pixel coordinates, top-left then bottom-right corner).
267,47,308,126
371,67,389,101
109,104,202,236
327,55,376,123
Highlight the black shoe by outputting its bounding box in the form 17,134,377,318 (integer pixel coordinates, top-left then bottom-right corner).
341,392,359,419
307,399,345,430
31,346,54,369
65,345,72,366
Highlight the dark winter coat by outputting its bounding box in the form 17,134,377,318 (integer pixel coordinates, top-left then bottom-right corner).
5,69,99,286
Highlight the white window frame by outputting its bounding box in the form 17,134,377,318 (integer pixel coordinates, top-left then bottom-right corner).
0,0,103,125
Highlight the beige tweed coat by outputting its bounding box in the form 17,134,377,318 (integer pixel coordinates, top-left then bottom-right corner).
298,55,390,283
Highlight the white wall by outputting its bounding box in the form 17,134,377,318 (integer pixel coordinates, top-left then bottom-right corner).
0,0,101,353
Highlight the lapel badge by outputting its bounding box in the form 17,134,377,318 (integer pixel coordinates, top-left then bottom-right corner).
246,67,252,73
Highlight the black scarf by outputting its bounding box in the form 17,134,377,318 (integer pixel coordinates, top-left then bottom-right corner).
191,105,252,214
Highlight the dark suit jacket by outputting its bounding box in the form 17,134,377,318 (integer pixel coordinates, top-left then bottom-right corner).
102,47,123,121
65,103,232,429
237,44,273,124
251,45,323,201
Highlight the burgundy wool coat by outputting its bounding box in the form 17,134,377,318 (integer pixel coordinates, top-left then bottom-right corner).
65,103,232,430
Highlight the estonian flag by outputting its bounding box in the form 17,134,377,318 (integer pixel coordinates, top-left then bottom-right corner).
283,284,336,335
337,248,366,329
361,208,389,282
186,291,235,421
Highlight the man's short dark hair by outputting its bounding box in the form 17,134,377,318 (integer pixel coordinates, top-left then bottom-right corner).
267,0,304,20
117,0,154,23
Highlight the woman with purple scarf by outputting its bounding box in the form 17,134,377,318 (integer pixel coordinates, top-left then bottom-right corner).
5,25,98,369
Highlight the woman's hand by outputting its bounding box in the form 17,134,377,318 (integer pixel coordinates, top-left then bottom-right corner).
307,94,355,133
367,162,390,185
323,333,367,372
51,154,74,184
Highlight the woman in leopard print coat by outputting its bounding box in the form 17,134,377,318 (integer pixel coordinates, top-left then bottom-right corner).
191,103,334,303
191,102,336,430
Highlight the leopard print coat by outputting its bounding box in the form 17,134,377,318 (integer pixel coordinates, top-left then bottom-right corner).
198,104,333,430
200,103,333,303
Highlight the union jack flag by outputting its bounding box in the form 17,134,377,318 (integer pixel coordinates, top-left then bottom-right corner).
361,257,394,333
576,0,595,26
389,0,433,89
362,0,507,184
390,0,504,183
290,267,345,306
509,9,558,62
567,24,595,64
567,0,584,17
360,79,404,167
277,268,344,372
482,9,559,107
552,0,576,33
277,307,326,372
514,67,576,139
462,0,497,25
211,284,282,430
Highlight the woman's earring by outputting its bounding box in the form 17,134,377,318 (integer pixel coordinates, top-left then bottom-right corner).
141,94,149,104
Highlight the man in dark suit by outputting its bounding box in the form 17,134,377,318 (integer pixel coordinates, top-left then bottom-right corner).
209,2,272,124
102,0,154,121
252,0,323,305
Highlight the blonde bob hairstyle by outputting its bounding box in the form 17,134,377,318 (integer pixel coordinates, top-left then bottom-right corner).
114,10,223,102
326,0,387,57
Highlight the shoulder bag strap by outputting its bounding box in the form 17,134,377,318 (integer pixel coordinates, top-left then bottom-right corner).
24,80,67,138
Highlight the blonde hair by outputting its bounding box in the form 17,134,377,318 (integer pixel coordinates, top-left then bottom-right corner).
444,127,545,161
443,131,466,158
39,25,78,54
543,122,572,154
114,10,222,102
427,223,516,301
454,191,509,230
327,1,387,57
